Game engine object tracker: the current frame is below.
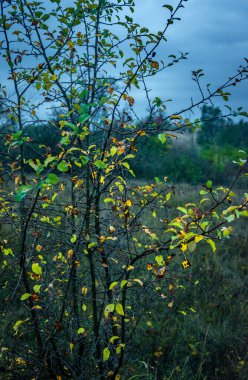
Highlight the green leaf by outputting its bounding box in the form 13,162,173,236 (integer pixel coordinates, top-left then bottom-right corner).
110,146,117,156
103,347,110,362
33,285,42,293
21,293,31,301
109,281,118,290
206,180,212,190
121,162,130,170
104,198,115,204
94,160,107,170
120,280,128,288
80,104,89,115
239,111,248,117
179,310,187,316
155,255,164,266
110,336,119,344
3,248,13,256
46,174,58,185
80,156,89,165
44,155,56,167
78,114,90,124
42,14,50,21
177,206,187,214
188,241,196,252
225,214,235,223
104,303,115,318
64,122,77,131
12,131,22,140
15,185,32,202
88,241,97,249
79,90,88,100
61,136,70,145
57,161,69,172
77,327,85,334
28,159,42,173
158,133,167,144
71,234,77,243
13,319,26,331
116,303,125,316
163,4,173,12
32,263,42,276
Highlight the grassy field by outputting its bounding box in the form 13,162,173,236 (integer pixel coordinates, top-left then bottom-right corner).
124,182,248,380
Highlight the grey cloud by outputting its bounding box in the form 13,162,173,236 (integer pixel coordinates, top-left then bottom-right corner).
132,0,248,116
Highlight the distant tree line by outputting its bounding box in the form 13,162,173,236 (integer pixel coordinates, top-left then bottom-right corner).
132,105,248,184
1,105,247,184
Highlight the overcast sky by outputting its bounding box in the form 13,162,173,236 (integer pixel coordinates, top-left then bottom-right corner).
0,0,247,120
132,0,248,117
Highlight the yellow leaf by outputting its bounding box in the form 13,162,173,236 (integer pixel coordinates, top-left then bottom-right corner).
109,225,116,233
16,357,26,365
170,115,182,120
81,287,88,295
31,305,42,310
195,235,203,243
124,199,132,207
154,351,163,357
67,249,74,258
182,260,191,269
181,243,187,252
206,239,216,252
126,265,134,271
133,279,143,286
